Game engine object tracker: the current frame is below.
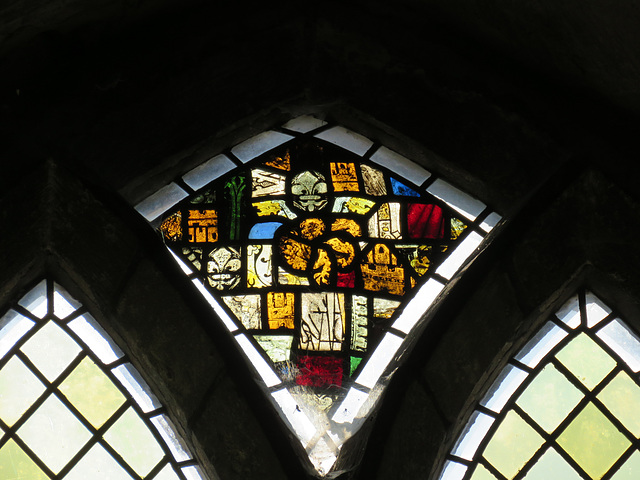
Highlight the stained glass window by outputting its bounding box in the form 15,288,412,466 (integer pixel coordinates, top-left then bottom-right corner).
135,115,501,475
439,290,640,480
0,279,208,480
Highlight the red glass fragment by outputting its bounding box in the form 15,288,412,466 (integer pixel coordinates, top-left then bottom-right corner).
337,271,356,288
296,355,343,388
407,204,445,239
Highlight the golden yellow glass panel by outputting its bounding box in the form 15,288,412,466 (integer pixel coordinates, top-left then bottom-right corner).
104,406,164,477
17,395,92,474
361,244,405,295
522,447,582,480
557,402,631,479
20,321,82,382
331,218,362,237
610,450,640,479
470,464,499,479
160,212,182,241
0,356,46,426
556,333,616,390
516,364,584,433
267,292,295,329
64,443,132,480
59,357,126,429
330,162,359,191
0,439,49,480
482,410,545,479
187,210,218,243
597,371,640,438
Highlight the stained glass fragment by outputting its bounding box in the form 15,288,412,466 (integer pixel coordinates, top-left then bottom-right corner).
299,293,345,351
369,203,402,239
297,355,343,388
330,162,359,191
373,298,401,320
451,218,467,240
224,175,246,241
267,292,295,329
351,295,368,351
361,244,405,295
396,245,432,276
247,245,273,288
332,197,375,214
390,177,420,197
160,212,182,241
252,168,286,197
264,149,291,171
249,222,283,239
360,164,387,196
187,210,218,243
207,247,242,290
350,357,363,376
253,199,297,219
254,335,293,363
182,247,203,271
223,295,261,329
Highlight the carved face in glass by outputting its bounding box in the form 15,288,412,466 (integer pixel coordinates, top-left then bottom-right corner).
207,247,241,290
291,171,328,212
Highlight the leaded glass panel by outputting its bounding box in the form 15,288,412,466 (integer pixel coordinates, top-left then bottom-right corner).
440,290,640,480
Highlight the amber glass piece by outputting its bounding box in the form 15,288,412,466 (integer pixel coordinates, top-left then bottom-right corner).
59,357,126,429
299,293,345,351
325,238,355,268
597,371,640,438
556,333,616,390
0,439,49,480
331,218,362,237
267,292,295,329
300,218,326,240
516,364,583,433
160,212,182,241
265,149,291,171
361,244,405,295
330,162,359,191
312,248,332,286
482,410,544,479
280,236,311,272
557,402,630,479
187,210,218,243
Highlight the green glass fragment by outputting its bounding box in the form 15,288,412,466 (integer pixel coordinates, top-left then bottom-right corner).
557,402,630,480
482,410,544,479
254,335,293,363
597,371,640,438
516,364,583,433
556,333,616,390
59,357,126,429
225,175,246,241
350,357,363,376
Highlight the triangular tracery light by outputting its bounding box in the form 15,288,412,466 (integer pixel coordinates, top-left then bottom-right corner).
134,115,501,476
439,290,640,480
0,279,209,480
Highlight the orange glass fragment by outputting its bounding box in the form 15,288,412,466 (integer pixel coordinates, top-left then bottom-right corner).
330,162,359,192
160,213,182,241
361,244,405,295
267,292,295,329
280,236,311,271
187,210,218,243
300,218,326,240
325,238,355,268
331,218,362,237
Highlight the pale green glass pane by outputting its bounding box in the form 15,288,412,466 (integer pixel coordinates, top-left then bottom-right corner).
522,447,582,480
610,450,640,479
20,321,82,382
598,371,640,438
483,410,545,479
253,335,293,363
59,357,126,429
556,333,616,390
516,364,584,433
64,443,132,480
470,464,499,480
17,395,91,474
0,439,49,480
0,356,46,426
104,407,164,476
154,463,181,480
557,402,631,479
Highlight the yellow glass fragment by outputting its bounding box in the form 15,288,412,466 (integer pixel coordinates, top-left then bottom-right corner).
451,217,467,240
470,464,499,480
557,402,630,480
253,200,283,216
0,439,49,480
265,149,291,171
160,213,182,241
325,238,355,268
300,218,326,240
313,248,332,286
597,371,640,438
187,210,218,243
267,292,295,329
330,162,359,191
482,410,544,479
331,218,362,237
556,333,616,390
344,197,375,214
280,236,311,271
361,244,405,295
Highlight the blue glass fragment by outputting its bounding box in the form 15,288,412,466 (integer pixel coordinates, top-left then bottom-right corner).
248,222,283,239
390,178,420,197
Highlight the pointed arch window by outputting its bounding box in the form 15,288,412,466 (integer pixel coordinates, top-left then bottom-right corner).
439,290,640,480
0,279,209,480
133,114,501,475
